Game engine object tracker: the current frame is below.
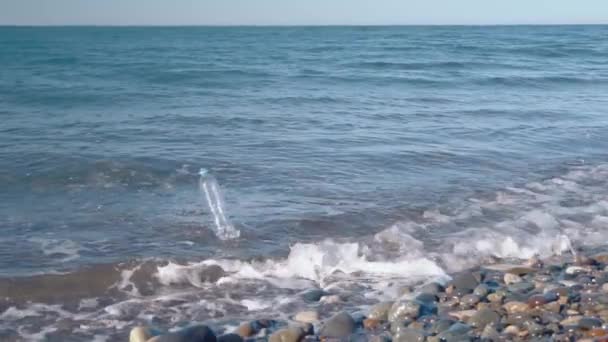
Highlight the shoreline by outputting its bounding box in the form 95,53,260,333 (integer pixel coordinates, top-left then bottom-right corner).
126,248,608,342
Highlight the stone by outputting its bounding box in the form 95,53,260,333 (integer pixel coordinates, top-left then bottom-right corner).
503,325,520,335
448,310,476,321
473,284,489,298
147,325,217,342
468,309,500,329
369,336,392,342
460,294,480,308
480,325,499,340
320,295,341,304
199,265,226,283
235,320,272,338
363,318,381,330
593,253,608,264
429,319,456,334
602,283,608,293
393,328,426,342
301,289,327,303
527,295,547,308
294,310,319,323
578,317,603,330
420,282,445,295
319,312,355,338
508,282,535,293
217,334,243,342
368,301,394,321
388,300,422,323
451,272,479,295
560,315,583,326
525,256,543,268
506,266,537,276
130,326,155,342
268,327,307,342
566,266,589,275
588,328,608,337
487,292,504,303
236,323,254,338
503,301,528,314
544,301,562,313
436,322,471,341
504,273,522,285
523,319,544,336
416,293,438,304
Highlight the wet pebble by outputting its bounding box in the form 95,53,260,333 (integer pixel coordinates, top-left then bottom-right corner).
319,312,355,338
367,301,393,321
148,325,216,342
468,308,500,329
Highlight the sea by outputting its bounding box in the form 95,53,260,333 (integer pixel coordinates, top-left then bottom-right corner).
1,25,608,340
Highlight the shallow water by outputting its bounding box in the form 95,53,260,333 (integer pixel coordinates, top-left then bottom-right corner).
1,25,608,339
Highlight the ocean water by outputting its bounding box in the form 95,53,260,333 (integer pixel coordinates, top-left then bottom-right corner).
1,25,608,339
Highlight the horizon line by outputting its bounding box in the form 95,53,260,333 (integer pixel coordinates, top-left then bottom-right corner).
1,23,607,28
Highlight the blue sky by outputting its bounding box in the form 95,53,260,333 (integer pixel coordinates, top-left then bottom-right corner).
1,0,607,25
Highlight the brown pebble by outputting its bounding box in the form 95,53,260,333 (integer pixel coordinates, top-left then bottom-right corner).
503,301,528,314
588,328,608,337
363,318,380,330
237,323,254,338
527,295,547,308
445,284,455,295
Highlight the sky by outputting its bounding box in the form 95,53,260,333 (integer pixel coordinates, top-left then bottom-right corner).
0,0,607,26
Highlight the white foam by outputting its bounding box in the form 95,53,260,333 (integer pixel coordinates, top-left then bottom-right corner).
240,299,271,311
29,238,82,262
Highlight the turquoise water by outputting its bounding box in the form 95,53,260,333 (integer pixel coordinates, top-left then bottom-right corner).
1,26,608,339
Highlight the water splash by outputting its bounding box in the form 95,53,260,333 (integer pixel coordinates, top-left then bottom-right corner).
198,168,240,240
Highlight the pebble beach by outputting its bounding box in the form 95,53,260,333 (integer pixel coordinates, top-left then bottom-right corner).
127,248,608,342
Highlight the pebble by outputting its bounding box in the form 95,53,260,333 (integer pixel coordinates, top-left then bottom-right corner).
368,301,394,321
448,310,476,321
268,327,307,342
487,292,504,303
320,294,341,304
217,334,243,342
468,308,500,329
473,284,489,298
388,300,422,323
420,282,444,295
561,315,583,326
587,328,608,337
301,289,327,303
527,294,547,308
147,325,216,342
236,323,254,338
460,294,480,308
198,265,226,283
508,281,535,293
503,301,529,314
566,266,589,275
129,326,155,342
451,271,479,295
480,325,500,340
294,310,319,323
436,322,471,341
503,325,520,335
578,317,603,330
504,273,522,285
363,318,381,330
393,328,426,342
319,312,356,338
429,319,455,335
